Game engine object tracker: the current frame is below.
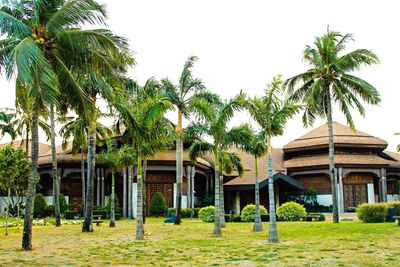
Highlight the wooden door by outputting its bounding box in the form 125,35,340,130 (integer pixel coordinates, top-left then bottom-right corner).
344,184,367,210
146,183,173,215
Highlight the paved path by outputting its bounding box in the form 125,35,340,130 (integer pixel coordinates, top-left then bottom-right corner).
323,212,359,221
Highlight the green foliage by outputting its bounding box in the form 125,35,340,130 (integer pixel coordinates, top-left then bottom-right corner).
357,203,388,223
240,204,268,222
167,207,195,218
230,214,242,222
307,213,326,221
276,201,307,221
0,146,30,194
198,206,215,222
59,193,68,214
192,208,200,218
65,211,80,220
387,202,400,215
33,193,47,218
149,192,167,217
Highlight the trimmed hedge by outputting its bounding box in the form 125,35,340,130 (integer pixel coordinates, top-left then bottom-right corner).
240,204,268,222
198,206,215,222
167,208,195,218
149,192,167,217
357,203,388,223
277,201,307,221
33,194,47,218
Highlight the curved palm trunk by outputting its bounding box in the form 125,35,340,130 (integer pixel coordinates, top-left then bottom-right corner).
81,154,86,217
174,110,183,225
142,159,147,224
213,153,222,237
326,92,339,223
267,139,278,243
136,154,144,240
109,171,116,227
50,105,61,227
219,173,226,228
253,156,263,232
82,108,97,232
22,107,39,251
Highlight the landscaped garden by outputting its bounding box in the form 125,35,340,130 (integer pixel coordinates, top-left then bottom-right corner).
1,218,399,266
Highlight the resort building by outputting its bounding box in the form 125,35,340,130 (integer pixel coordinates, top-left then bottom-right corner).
1,122,399,215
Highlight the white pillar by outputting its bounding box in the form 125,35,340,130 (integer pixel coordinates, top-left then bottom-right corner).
128,166,133,219
367,183,375,203
235,191,241,215
186,165,191,208
132,182,138,217
191,165,195,208
173,183,177,208
101,168,105,206
338,168,344,213
96,168,100,206
122,167,127,217
380,168,387,202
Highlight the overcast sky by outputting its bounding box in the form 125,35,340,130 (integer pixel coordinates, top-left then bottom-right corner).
1,0,400,151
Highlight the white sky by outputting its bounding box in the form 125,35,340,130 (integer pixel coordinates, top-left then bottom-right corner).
1,0,400,151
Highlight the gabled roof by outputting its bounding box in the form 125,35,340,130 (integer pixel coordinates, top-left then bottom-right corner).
0,139,52,157
283,122,388,152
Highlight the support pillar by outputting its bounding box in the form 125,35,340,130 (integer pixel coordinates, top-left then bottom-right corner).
101,168,105,206
338,167,344,213
380,168,387,202
128,166,133,219
186,165,191,208
235,191,240,215
191,165,195,208
122,167,127,217
96,168,100,206
205,173,209,195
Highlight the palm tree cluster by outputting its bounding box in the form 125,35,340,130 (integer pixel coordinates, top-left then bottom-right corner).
0,0,380,248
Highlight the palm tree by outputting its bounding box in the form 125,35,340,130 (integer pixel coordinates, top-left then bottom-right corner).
0,108,16,140
187,94,251,237
244,75,300,243
162,56,220,225
114,83,173,240
285,30,380,223
59,115,111,215
241,128,268,232
0,0,134,248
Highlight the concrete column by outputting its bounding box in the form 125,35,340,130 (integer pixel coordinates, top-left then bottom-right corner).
235,191,240,215
338,168,344,213
173,183,177,208
128,166,133,219
122,167,127,217
96,168,100,206
205,173,209,194
101,168,105,206
191,165,195,208
186,165,191,208
380,168,387,202
132,182,138,217
367,183,375,203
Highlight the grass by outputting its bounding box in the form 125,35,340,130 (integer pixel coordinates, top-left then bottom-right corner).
1,218,399,266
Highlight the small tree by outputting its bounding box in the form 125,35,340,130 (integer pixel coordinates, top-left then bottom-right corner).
149,192,167,217
59,194,68,215
33,194,47,219
0,146,30,235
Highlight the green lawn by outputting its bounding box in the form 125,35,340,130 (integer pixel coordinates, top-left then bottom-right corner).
1,218,399,266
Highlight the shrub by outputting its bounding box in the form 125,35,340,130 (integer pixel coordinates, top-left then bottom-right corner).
277,201,307,221
198,206,215,222
65,210,79,220
357,203,388,223
59,194,68,214
149,192,167,217
240,204,268,222
307,213,326,221
182,208,195,218
33,193,47,218
193,208,200,218
230,214,242,222
167,208,176,218
387,202,400,215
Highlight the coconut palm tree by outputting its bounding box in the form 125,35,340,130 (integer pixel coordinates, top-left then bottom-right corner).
241,128,268,232
187,94,251,237
161,56,220,225
0,108,16,140
244,75,300,243
59,115,111,215
285,30,380,223
0,0,134,248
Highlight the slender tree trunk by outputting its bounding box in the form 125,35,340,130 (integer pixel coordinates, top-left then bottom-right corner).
22,107,38,251
253,156,263,232
50,105,61,227
81,154,86,217
25,128,29,157
136,154,144,240
142,159,147,224
16,190,20,229
267,138,278,243
213,152,221,237
219,170,226,228
326,91,339,223
5,188,10,235
82,101,97,232
174,110,183,225
110,171,116,227
128,166,132,219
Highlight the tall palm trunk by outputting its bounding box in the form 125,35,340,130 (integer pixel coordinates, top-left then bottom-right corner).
213,152,222,237
22,107,39,250
253,156,263,232
136,154,144,240
174,110,183,225
81,153,86,217
25,128,29,157
267,138,278,243
50,105,61,227
109,171,116,227
142,159,147,224
83,99,97,232
219,171,225,228
326,89,339,223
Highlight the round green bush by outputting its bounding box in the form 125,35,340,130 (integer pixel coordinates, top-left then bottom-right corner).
240,204,268,222
276,201,306,221
357,203,388,223
198,206,215,222
149,192,167,217
33,193,47,218
59,193,68,214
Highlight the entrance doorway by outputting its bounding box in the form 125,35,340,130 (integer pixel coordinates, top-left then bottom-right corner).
343,184,367,210
146,183,173,215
